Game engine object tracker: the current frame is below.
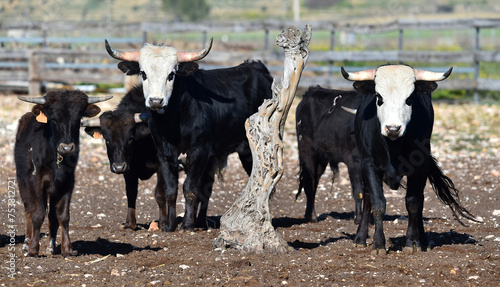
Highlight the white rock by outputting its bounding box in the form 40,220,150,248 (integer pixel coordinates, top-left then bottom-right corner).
179,264,190,270
492,210,500,216
467,275,480,280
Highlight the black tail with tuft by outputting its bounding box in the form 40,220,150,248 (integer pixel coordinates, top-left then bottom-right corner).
427,155,477,224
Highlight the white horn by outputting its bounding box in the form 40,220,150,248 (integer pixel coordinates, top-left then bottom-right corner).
341,66,376,81
414,67,453,81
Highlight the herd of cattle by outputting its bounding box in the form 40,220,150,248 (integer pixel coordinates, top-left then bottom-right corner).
13,37,476,258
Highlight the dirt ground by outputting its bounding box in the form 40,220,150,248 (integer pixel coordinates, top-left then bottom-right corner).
0,93,499,286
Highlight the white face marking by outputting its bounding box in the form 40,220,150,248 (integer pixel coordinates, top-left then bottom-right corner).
139,44,178,109
374,65,416,139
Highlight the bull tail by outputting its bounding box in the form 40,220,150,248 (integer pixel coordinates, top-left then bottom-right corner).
428,155,477,224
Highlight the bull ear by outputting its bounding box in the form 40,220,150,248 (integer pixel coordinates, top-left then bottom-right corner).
84,104,101,118
31,104,44,116
353,81,375,95
177,62,199,76
84,127,103,139
415,81,438,93
118,61,141,75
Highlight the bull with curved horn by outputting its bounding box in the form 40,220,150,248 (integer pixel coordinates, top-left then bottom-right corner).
341,65,452,139
105,38,213,110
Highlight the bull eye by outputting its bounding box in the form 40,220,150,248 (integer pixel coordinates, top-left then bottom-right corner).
406,96,414,106
140,71,147,81
167,71,175,82
375,93,384,106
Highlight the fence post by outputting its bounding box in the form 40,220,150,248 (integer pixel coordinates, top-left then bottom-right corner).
264,28,269,51
474,26,480,103
329,28,335,76
28,50,42,95
398,29,404,64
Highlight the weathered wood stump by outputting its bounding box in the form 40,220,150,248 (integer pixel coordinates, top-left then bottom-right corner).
213,25,311,253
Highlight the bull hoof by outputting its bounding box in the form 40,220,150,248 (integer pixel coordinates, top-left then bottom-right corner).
403,245,426,253
180,225,194,232
62,249,78,257
26,250,39,257
121,222,136,230
370,248,387,256
305,216,318,223
163,225,177,232
352,242,367,248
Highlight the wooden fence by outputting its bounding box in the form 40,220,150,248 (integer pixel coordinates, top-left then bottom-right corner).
1,18,500,96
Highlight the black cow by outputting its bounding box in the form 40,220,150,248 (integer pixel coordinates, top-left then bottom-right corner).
83,85,165,230
295,86,363,224
342,64,476,255
105,39,273,231
14,90,110,257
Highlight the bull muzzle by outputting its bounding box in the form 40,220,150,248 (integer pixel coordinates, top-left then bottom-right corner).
58,143,77,156
111,162,129,174
385,125,402,140
149,98,165,110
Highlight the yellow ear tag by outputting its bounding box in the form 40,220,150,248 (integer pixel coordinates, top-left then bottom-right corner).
93,131,103,140
36,111,47,123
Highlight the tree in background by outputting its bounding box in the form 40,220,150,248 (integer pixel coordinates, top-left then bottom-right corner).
161,0,210,22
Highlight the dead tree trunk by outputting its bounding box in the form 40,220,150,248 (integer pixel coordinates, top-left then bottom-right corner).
213,25,311,253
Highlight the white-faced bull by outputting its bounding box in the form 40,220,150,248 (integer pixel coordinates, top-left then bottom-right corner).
342,64,476,255
105,39,273,231
14,90,111,257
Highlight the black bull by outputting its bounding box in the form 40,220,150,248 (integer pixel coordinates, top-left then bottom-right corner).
295,86,363,224
345,67,477,254
83,85,164,230
15,90,110,257
117,60,273,231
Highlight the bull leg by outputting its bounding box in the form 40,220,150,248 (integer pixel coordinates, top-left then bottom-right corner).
123,173,139,230
47,198,59,255
362,161,387,255
404,168,428,253
56,191,75,257
236,140,253,175
347,160,364,224
353,186,371,247
159,157,179,232
195,171,215,229
300,156,327,223
26,183,47,257
181,149,209,231
154,172,167,230
23,210,33,253
27,200,45,257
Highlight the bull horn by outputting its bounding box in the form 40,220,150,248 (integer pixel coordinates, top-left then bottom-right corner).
341,106,357,115
134,113,150,123
17,96,46,105
80,118,101,127
177,37,213,63
414,67,453,81
341,66,376,81
88,95,113,104
105,39,141,62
